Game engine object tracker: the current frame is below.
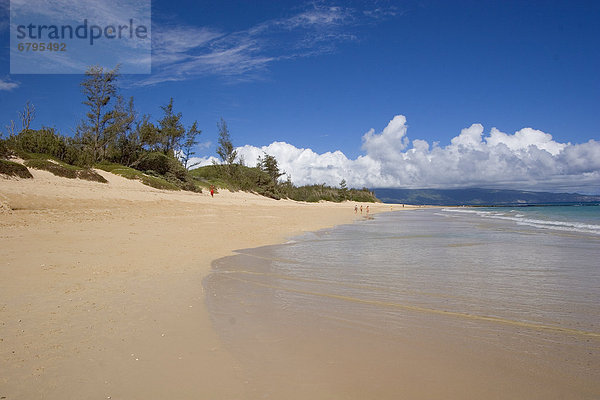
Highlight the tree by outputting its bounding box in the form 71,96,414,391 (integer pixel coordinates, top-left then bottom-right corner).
158,98,185,155
138,115,160,151
19,101,35,131
80,65,120,163
216,118,236,165
102,95,136,160
4,120,16,139
109,96,140,165
339,179,348,199
258,153,285,185
180,121,201,170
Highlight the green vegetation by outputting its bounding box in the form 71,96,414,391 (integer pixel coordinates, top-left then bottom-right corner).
1,65,379,202
287,184,378,203
78,65,122,163
190,159,379,203
0,159,33,179
8,127,82,165
95,162,181,191
130,152,199,192
190,163,281,198
0,139,10,159
132,151,185,179
24,159,107,183
216,118,237,166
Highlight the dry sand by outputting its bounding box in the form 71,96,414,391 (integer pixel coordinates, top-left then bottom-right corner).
0,168,408,399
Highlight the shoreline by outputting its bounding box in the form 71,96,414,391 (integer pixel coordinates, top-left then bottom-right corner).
0,169,412,399
204,208,600,399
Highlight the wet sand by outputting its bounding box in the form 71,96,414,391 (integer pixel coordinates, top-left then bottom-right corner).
204,212,600,399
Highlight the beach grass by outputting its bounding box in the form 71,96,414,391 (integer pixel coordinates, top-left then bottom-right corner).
95,161,181,191
24,158,108,183
0,159,34,179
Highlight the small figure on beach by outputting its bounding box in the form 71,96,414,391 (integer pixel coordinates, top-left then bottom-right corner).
366,206,369,214
354,205,358,214
360,205,363,214
210,185,215,197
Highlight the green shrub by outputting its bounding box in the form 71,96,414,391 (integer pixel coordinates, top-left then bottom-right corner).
13,128,68,159
190,164,274,193
189,164,380,202
287,184,344,202
0,139,10,159
8,129,94,167
0,159,33,178
256,187,281,200
132,152,187,180
178,180,201,192
140,175,180,190
126,151,202,191
62,138,94,167
188,164,221,180
94,162,130,173
96,161,181,191
12,150,54,160
25,159,77,178
347,188,379,203
76,169,109,183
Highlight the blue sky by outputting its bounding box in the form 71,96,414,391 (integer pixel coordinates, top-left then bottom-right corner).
1,0,599,193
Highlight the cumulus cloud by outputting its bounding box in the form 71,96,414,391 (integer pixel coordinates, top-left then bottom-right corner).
190,115,600,194
487,127,566,155
361,115,409,161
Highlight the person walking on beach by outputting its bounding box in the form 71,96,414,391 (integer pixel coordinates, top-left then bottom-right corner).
366,205,369,215
210,185,215,198
360,205,363,214
354,205,358,214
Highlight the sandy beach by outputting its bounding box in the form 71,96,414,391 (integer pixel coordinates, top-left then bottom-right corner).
0,168,404,399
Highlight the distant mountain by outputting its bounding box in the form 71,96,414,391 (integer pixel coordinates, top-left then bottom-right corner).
372,188,600,206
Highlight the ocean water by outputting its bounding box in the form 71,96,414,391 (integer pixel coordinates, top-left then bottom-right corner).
204,206,600,399
442,204,600,235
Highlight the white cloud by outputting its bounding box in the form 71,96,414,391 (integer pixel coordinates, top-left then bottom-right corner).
450,123,484,148
0,78,19,91
361,114,409,161
487,127,566,156
191,115,600,194
153,26,221,57
140,4,396,85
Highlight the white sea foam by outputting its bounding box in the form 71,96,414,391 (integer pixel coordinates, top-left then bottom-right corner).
442,208,600,235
